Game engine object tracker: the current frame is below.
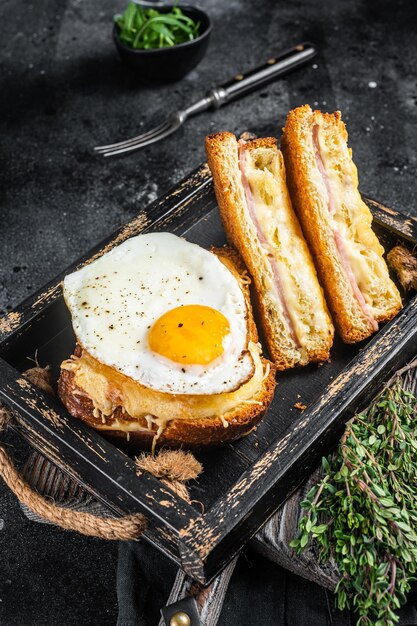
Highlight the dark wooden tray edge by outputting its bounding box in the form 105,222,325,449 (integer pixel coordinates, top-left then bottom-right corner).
0,164,416,584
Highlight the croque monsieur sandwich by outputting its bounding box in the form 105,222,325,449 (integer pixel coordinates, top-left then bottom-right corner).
58,232,276,448
281,105,402,343
206,132,334,370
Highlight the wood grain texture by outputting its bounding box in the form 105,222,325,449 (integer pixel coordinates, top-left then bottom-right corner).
0,163,416,584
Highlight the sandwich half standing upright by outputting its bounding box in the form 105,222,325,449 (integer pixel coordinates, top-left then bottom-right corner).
281,105,401,343
206,132,334,370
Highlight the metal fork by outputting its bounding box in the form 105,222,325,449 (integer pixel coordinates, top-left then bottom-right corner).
95,42,317,157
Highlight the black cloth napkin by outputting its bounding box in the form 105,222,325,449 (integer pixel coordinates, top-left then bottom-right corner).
116,540,417,626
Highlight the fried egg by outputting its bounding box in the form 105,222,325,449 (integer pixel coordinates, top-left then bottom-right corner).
63,232,253,395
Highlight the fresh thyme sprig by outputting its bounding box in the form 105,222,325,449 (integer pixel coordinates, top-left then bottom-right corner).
115,3,200,50
290,376,417,626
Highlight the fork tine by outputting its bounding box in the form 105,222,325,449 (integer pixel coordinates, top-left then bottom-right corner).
94,120,172,153
100,123,178,157
95,122,169,151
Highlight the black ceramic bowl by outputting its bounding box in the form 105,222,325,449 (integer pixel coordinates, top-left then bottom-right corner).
113,5,212,82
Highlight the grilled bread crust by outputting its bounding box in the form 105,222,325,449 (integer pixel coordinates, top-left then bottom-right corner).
281,105,401,343
206,131,334,370
58,246,276,449
58,354,275,447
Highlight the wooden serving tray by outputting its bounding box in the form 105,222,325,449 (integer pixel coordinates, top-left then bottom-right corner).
1,163,416,584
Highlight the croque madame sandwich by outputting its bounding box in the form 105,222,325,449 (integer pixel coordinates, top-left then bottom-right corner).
206,132,334,370
281,105,402,343
58,232,276,448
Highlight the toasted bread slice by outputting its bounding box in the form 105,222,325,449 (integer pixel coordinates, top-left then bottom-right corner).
206,132,334,370
281,105,402,343
58,246,276,449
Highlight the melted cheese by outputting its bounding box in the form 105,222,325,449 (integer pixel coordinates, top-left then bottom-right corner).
96,415,169,452
243,148,331,345
101,419,151,432
62,341,266,427
315,123,398,315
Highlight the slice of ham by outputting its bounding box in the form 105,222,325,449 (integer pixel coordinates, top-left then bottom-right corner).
312,125,378,332
238,141,301,348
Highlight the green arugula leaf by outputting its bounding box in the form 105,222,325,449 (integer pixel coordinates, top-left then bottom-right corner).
115,3,201,50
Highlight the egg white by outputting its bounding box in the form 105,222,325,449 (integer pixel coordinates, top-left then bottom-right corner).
63,232,253,395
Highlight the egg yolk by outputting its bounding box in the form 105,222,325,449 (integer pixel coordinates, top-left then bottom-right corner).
148,305,231,365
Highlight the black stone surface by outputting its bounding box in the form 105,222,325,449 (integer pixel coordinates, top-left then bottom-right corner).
0,0,416,624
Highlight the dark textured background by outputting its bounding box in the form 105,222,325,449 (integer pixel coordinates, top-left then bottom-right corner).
1,0,416,623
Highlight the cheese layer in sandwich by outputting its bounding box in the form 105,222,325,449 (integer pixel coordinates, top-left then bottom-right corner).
206,132,334,371
281,105,402,343
58,240,276,449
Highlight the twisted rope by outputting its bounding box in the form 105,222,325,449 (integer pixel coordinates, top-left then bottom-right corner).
0,447,146,540
136,450,203,503
0,366,203,540
0,401,146,540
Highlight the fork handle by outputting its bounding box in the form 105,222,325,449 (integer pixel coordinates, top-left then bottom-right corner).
208,42,317,107
182,42,317,120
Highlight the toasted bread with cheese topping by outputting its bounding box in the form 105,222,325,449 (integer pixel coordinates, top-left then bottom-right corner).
58,247,276,449
206,132,334,370
281,105,402,343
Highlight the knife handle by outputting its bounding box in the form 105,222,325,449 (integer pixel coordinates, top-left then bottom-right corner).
208,42,317,107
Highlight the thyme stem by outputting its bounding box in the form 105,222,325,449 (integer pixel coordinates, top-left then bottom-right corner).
290,372,417,626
